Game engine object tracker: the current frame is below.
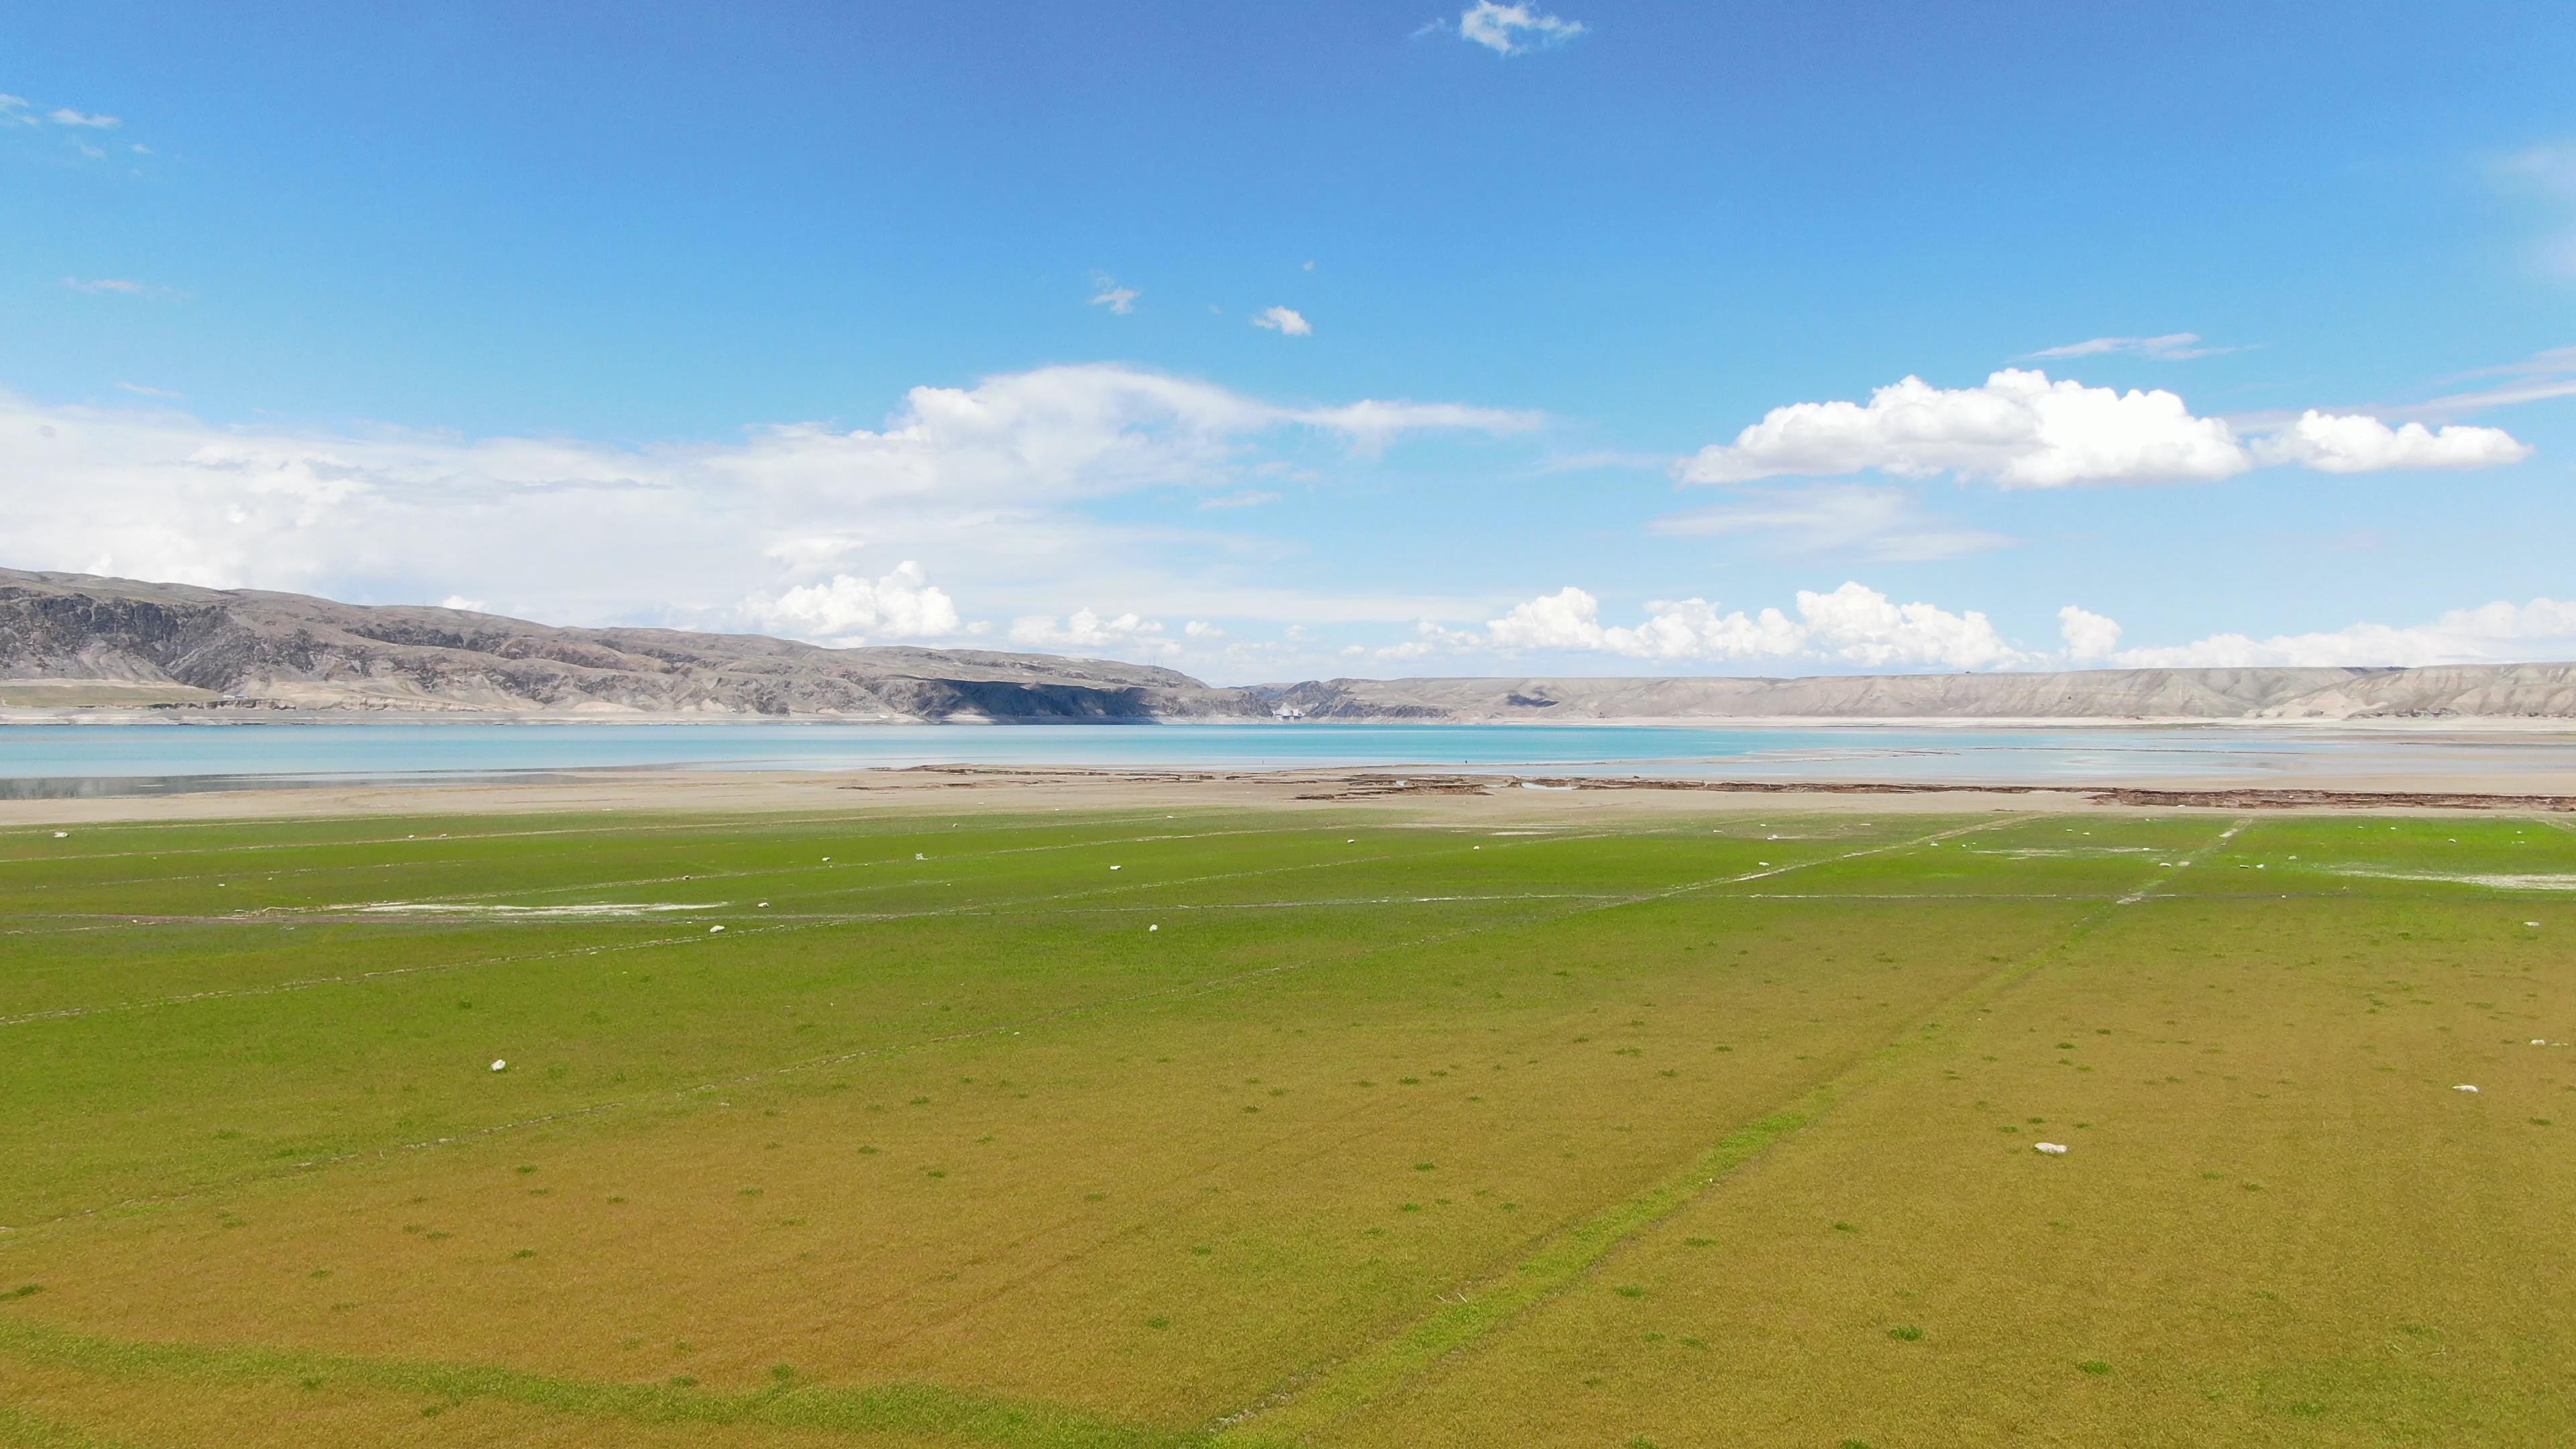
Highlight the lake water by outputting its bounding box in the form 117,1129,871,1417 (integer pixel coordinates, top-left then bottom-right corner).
1,721,2567,797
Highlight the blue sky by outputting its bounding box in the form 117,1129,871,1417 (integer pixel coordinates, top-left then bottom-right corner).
5,0,2573,682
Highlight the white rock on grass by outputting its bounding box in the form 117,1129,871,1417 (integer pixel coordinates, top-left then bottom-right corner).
2033,1142,2070,1155
2453,1084,2480,1093
1109,865,1122,871
708,924,726,934
490,1059,507,1073
1148,924,1159,932
52,831,68,839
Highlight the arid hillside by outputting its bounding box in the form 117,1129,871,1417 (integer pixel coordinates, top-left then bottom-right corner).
5,568,2573,721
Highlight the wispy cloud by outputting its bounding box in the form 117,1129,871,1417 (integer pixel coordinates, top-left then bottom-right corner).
2491,142,2576,274
2021,332,2237,361
0,94,33,126
2396,345,2576,419
60,277,164,297
1197,489,1281,511
1250,305,1312,336
1652,483,2015,561
1087,273,1138,315
0,363,1537,651
1444,3,1587,56
115,382,184,399
48,107,119,128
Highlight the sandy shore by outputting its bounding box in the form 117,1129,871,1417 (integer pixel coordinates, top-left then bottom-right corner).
4,763,2572,828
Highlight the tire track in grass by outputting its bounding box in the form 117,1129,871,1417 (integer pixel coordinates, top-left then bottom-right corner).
0,1320,1208,1449
0,802,1240,878
5,816,2000,1237
5,826,1654,1229
1207,815,2245,1448
0,814,2032,1448
0,827,1576,1028
0,1403,153,1449
707,815,2036,1362
21,818,1320,900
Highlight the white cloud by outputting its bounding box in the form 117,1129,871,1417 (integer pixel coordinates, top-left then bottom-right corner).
1676,369,2247,489
1677,368,2532,488
48,108,119,128
1251,305,1312,336
1197,489,1280,511
1650,483,2012,560
1087,274,1138,315
1184,620,1224,639
2022,333,2235,361
2492,142,2576,274
760,535,869,574
440,596,489,613
115,382,184,399
1454,2,1587,55
0,94,30,125
1009,608,1175,656
2400,346,2576,419
2250,411,2534,473
2057,605,2123,663
743,561,962,645
1471,582,2031,669
2106,597,2576,669
61,278,157,296
0,364,1531,645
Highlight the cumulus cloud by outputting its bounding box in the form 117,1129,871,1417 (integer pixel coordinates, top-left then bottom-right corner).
1251,305,1312,336
0,364,1531,645
742,561,961,645
2249,411,2534,472
1468,582,2031,669
2057,605,2123,663
1087,274,1138,315
1676,370,2247,488
1676,369,2532,488
1009,608,1175,656
2023,332,2235,361
1453,2,1587,55
2105,597,2576,669
1651,483,2012,560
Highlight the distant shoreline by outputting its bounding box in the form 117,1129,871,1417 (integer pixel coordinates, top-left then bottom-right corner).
9,707,2576,734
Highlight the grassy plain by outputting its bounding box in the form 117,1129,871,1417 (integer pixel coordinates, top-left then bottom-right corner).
0,797,2569,1446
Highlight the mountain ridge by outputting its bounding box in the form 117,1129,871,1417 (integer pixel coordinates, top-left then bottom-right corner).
5,568,2573,722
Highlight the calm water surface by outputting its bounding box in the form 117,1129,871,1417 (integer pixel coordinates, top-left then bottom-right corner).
2,721,2565,796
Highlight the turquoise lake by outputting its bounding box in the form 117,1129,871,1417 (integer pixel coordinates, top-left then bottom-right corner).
2,721,2565,796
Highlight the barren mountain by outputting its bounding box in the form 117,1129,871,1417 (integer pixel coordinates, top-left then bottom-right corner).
5,568,2573,722
0,569,1255,720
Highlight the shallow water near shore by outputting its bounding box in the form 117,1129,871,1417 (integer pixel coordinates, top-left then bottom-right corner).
2,720,2570,797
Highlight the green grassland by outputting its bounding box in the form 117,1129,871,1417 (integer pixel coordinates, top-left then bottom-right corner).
0,802,2569,1447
